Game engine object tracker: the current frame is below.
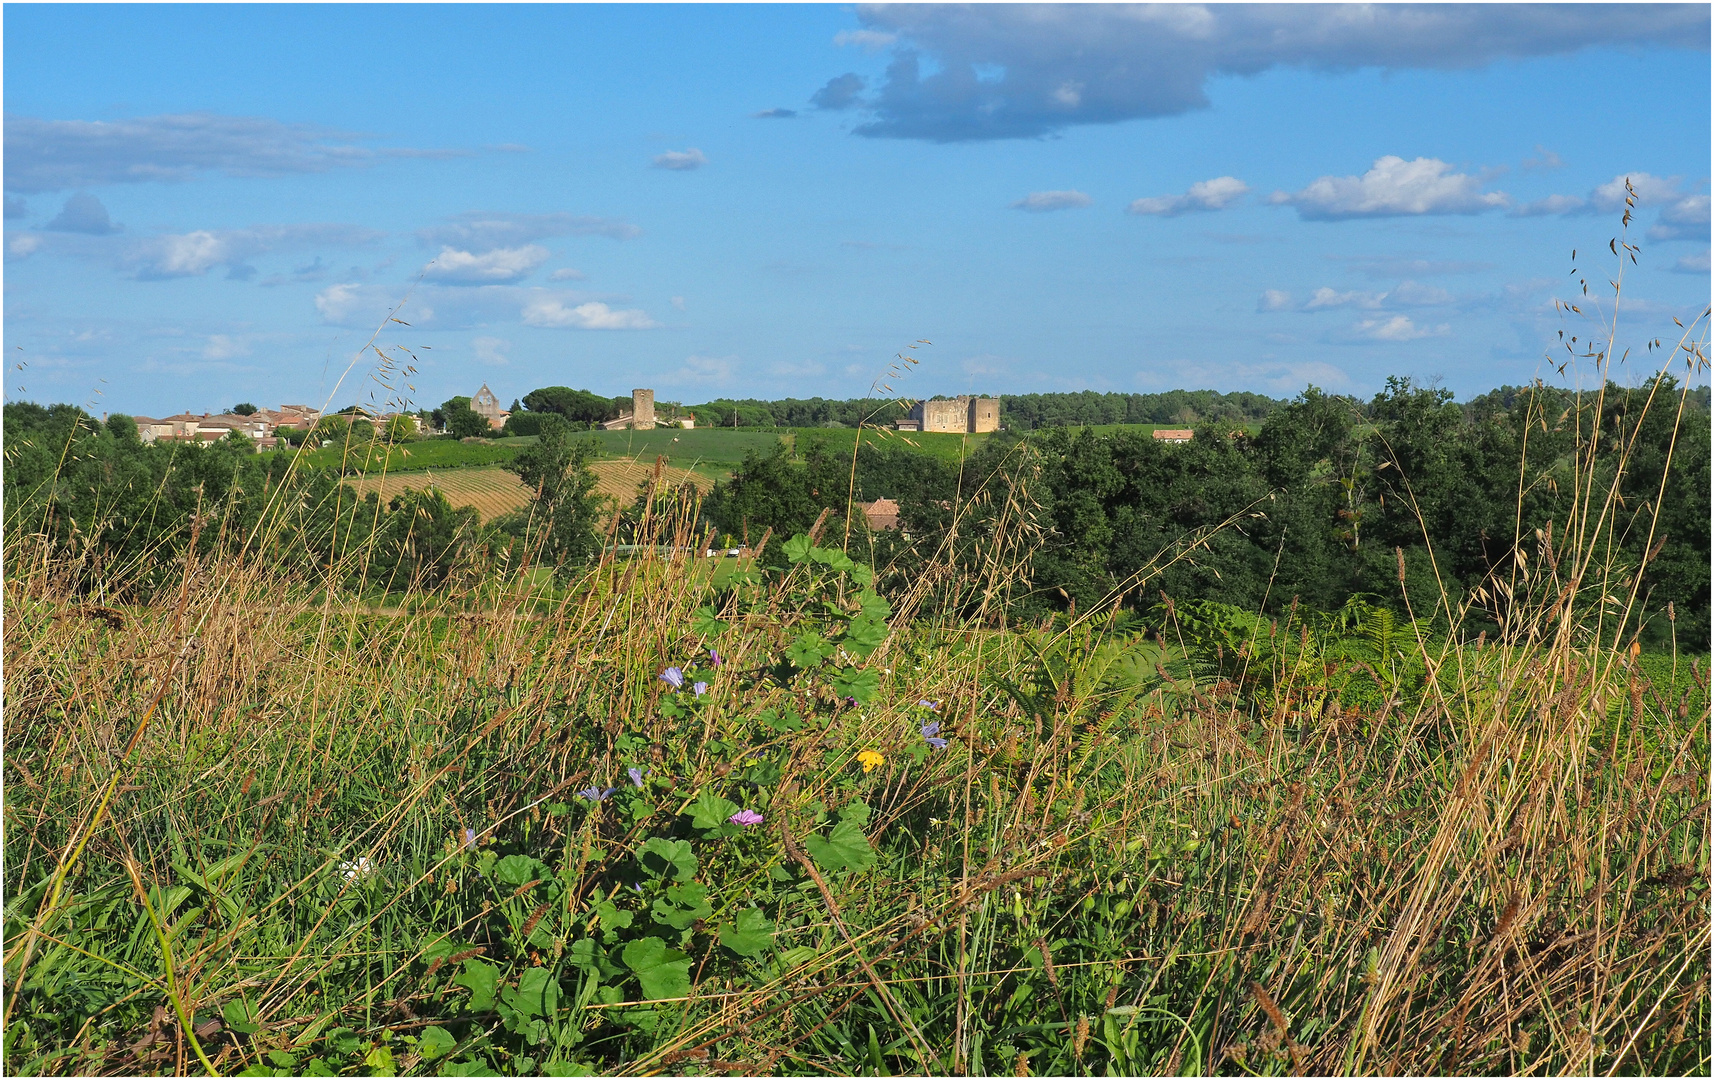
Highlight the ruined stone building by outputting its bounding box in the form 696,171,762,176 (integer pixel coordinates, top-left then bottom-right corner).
895,395,1000,433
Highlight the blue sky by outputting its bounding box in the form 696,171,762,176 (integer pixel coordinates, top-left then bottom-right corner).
4,3,1709,418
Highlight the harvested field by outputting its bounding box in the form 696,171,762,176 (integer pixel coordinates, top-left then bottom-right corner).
342,461,713,519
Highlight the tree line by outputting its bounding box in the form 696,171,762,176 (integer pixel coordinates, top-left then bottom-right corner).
6,376,1707,645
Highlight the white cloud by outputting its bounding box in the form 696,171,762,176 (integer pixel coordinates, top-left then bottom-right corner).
1590,172,1681,211
547,267,585,281
1522,145,1565,171
1388,280,1456,307
202,334,250,361
1305,287,1385,310
2,111,458,193
664,354,736,383
834,29,898,51
417,211,639,248
1257,289,1292,312
834,5,1705,142
520,296,658,330
1011,189,1092,212
1672,249,1710,275
128,223,382,280
423,244,549,284
1270,156,1508,220
652,148,708,171
1511,193,1586,217
1128,176,1249,217
812,73,866,110
1351,315,1450,342
472,336,510,366
6,233,42,260
1649,195,1709,242
314,283,366,324
671,295,686,310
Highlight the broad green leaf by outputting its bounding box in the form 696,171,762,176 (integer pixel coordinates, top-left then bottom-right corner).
638,837,696,882
502,967,561,1018
495,855,546,888
621,937,692,1001
785,632,832,670
691,606,728,637
718,908,776,958
542,1063,597,1077
804,818,876,874
440,1058,499,1077
782,534,812,563
851,563,875,588
417,1026,456,1062
222,999,260,1035
453,958,499,1011
808,545,854,571
830,666,880,703
740,758,782,786
839,800,872,826
304,1059,338,1077
758,709,804,733
855,588,891,620
266,1052,297,1070
650,882,713,931
687,790,740,832
327,1028,364,1055
842,617,887,657
590,898,633,932
363,1044,396,1076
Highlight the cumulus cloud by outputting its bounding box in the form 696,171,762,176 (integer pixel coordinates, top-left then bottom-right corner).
1514,172,1690,219
46,192,121,234
128,223,382,280
1671,249,1710,274
812,73,866,110
417,211,639,249
1257,289,1292,312
1351,314,1450,342
7,233,42,260
0,111,453,193
1648,194,1709,242
202,334,250,361
1270,156,1508,220
1522,145,1565,171
652,148,708,171
1304,286,1385,310
520,296,658,330
1128,176,1249,217
835,28,899,50
1011,189,1092,212
423,244,549,284
547,267,586,281
753,108,798,119
472,336,510,366
825,4,1706,142
664,354,737,384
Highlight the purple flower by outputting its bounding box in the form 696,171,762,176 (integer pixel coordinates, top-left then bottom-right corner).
627,767,647,788
577,785,618,802
921,721,948,750
843,696,858,707
709,649,723,667
462,827,478,849
659,667,685,690
728,809,764,827
918,700,941,711
693,681,709,697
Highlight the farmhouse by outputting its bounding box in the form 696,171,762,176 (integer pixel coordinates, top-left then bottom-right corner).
1152,428,1194,443
858,498,900,531
895,395,1000,434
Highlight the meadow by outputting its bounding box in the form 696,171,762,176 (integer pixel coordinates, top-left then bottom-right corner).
4,407,1709,1078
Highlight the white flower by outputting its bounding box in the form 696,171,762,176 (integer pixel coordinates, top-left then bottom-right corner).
339,857,376,881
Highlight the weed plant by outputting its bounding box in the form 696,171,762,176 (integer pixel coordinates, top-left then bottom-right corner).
3,202,1709,1076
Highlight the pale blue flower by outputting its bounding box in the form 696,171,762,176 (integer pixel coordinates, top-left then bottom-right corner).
628,767,646,788
659,667,685,689
921,721,948,750
693,681,709,697
577,785,618,802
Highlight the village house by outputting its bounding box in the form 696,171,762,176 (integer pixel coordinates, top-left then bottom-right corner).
471,384,510,432
603,389,696,430
858,498,900,531
1152,428,1194,443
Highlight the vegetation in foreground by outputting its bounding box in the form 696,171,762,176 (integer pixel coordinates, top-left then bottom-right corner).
4,215,1710,1076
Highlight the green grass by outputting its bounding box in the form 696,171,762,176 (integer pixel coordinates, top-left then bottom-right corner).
4,514,1708,1077
262,437,521,474
789,426,998,466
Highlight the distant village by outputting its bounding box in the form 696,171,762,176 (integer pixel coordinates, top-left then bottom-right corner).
119,385,1209,453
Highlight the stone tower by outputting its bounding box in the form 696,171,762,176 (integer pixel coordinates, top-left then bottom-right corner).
631,389,656,430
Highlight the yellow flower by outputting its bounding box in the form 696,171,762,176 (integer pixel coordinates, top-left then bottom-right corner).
857,750,886,773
